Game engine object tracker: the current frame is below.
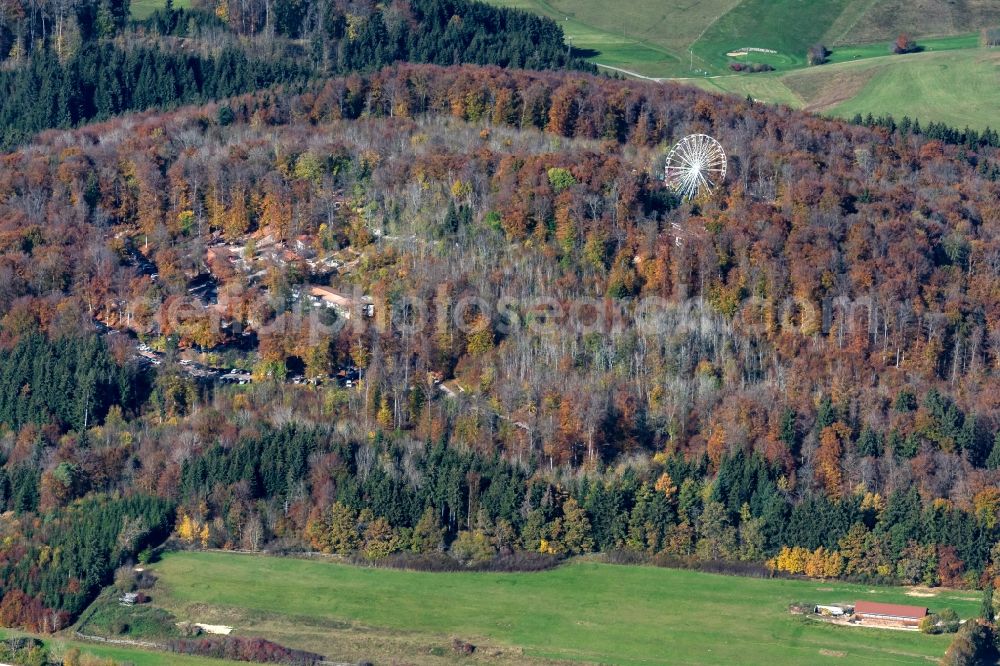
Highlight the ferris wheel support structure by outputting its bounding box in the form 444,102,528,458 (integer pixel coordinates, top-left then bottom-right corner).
664,133,727,201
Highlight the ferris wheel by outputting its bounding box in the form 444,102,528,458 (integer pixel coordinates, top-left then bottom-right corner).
664,133,727,201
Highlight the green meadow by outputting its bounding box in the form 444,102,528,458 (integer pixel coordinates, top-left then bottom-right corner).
824,33,981,65
691,47,1000,131
485,0,990,76
690,0,858,71
148,550,981,665
131,0,192,20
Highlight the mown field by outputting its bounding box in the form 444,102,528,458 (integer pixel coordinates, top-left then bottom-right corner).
147,551,982,666
692,47,1000,130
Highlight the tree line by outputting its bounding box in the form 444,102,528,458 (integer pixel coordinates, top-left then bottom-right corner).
852,112,1000,150
0,39,306,150
172,423,1000,590
0,0,590,150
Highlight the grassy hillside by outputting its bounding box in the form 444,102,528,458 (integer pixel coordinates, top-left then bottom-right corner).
690,0,857,71
487,0,688,77
823,48,1000,127
505,0,741,59
148,551,982,666
689,1,996,71
692,47,1000,130
487,0,999,75
842,0,1000,45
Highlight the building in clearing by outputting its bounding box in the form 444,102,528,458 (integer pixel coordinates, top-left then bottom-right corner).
853,601,928,626
307,285,374,318
308,285,354,310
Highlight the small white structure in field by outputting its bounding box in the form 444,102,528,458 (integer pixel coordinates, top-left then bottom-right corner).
814,604,846,616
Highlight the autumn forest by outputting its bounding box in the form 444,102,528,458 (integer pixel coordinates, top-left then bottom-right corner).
0,0,997,662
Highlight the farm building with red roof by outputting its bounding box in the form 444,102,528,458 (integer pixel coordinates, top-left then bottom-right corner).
854,601,928,627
